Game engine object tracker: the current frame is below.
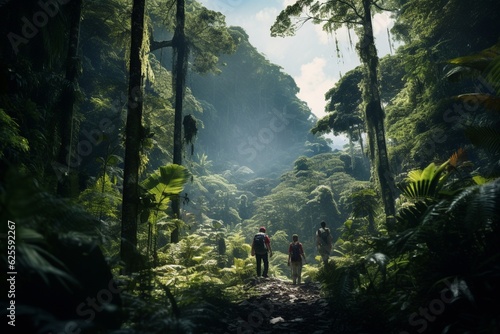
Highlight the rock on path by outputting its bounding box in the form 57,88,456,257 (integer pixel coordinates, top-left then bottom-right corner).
219,277,336,334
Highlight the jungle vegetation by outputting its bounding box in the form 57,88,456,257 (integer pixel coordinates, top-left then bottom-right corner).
1,0,499,333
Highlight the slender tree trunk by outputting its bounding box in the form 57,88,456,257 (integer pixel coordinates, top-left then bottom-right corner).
170,0,187,243
56,0,83,197
357,126,365,156
121,0,146,273
359,0,396,227
348,128,355,170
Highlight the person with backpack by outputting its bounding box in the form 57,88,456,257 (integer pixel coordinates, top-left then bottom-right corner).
288,234,306,285
316,221,333,266
251,227,273,278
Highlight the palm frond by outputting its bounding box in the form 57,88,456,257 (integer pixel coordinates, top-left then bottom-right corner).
319,263,361,310
398,160,450,200
446,42,500,72
13,228,79,289
447,179,500,228
485,55,500,95
454,93,500,112
465,125,500,156
396,201,430,229
365,252,389,283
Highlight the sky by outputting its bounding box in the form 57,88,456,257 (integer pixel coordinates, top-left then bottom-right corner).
197,0,396,146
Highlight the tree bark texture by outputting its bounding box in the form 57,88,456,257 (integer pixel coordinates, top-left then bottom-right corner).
121,0,146,273
56,0,82,197
359,0,396,227
171,0,187,243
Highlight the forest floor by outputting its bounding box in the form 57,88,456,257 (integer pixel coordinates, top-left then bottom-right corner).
209,277,356,334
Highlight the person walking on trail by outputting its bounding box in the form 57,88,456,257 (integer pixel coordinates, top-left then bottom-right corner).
288,234,306,285
316,221,333,266
251,227,273,277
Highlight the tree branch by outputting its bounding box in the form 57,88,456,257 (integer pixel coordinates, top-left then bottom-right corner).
306,14,362,27
150,39,173,52
336,0,364,21
371,0,397,12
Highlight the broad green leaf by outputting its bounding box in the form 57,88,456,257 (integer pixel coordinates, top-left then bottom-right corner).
447,43,500,72
472,175,490,185
399,160,451,200
141,164,190,209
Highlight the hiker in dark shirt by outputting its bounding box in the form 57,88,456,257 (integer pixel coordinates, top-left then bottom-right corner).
288,234,306,285
251,226,273,277
316,221,333,266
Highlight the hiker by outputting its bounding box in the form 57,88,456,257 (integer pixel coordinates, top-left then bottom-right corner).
251,226,273,277
316,221,333,266
288,234,306,285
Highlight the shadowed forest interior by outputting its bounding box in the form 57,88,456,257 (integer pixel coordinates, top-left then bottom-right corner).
1,0,500,333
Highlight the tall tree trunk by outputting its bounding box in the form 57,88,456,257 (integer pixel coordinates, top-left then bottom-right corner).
56,0,83,197
358,126,365,156
359,0,396,227
170,0,187,243
121,0,146,273
348,127,355,170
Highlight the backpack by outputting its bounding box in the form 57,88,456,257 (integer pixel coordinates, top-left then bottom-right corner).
290,243,301,262
253,233,267,254
318,228,330,245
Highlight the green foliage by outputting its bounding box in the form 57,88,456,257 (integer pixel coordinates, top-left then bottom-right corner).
185,4,238,74
386,0,500,171
148,221,256,292
385,179,500,333
444,42,500,165
270,229,290,254
1,171,100,235
348,188,378,218
141,164,190,211
305,185,341,222
314,67,364,140
119,271,229,333
239,178,278,197
1,227,79,288
250,189,308,233
79,173,121,220
397,160,451,200
0,108,29,158
190,153,213,176
294,156,310,171
300,264,319,283
271,0,386,38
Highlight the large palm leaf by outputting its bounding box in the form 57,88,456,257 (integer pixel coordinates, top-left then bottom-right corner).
398,149,468,201
398,160,450,200
141,164,190,210
446,42,500,74
445,43,500,160
446,43,500,96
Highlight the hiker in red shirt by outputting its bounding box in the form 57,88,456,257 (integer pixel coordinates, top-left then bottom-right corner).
251,226,273,278
288,234,306,285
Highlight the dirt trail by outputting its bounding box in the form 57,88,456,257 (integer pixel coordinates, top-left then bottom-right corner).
217,277,346,334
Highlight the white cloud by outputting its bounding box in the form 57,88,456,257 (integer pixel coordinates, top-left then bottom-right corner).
294,57,337,118
255,7,278,22
372,12,392,35
282,0,296,7
313,24,330,45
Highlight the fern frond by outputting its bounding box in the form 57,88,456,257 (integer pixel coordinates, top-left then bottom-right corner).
465,125,500,156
